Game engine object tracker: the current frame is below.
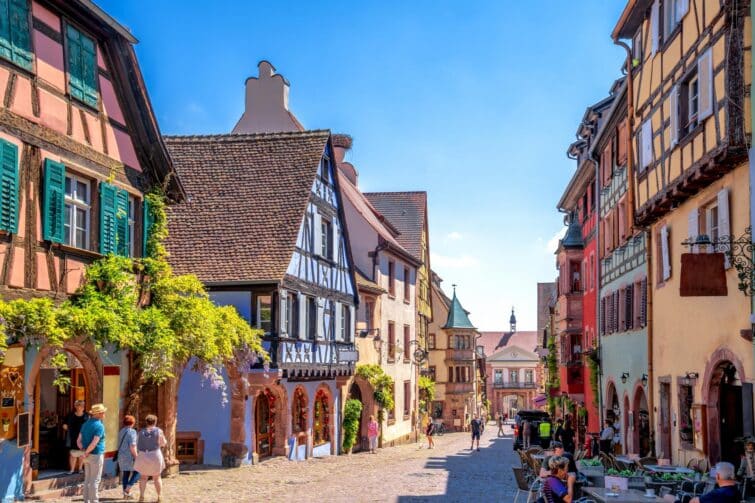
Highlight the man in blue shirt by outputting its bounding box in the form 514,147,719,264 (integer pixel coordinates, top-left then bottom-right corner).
78,403,107,503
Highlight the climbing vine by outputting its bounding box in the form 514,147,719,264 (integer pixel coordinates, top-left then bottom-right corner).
0,190,267,402
355,364,394,423
545,335,560,417
417,375,435,415
585,350,601,410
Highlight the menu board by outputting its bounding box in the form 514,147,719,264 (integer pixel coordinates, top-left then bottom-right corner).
16,412,29,447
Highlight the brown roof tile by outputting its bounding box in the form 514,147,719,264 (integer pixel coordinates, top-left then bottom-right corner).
163,130,330,283
363,192,427,260
478,331,539,358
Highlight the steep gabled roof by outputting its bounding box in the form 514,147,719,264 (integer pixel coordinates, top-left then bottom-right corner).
163,130,330,283
443,290,476,330
363,192,427,261
478,331,539,358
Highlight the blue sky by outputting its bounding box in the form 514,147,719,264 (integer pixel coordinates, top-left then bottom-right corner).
100,0,627,331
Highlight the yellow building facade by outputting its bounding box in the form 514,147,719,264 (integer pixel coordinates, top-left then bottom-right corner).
613,0,753,464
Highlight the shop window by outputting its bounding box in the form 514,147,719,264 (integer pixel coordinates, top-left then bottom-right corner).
678,384,694,447
313,389,330,446
292,387,307,434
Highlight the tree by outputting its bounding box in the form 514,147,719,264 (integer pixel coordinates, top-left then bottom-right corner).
342,399,363,453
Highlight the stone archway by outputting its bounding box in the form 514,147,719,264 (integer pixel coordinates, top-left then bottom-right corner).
347,377,375,452
703,348,746,464
605,380,619,423
633,385,650,457
291,386,309,458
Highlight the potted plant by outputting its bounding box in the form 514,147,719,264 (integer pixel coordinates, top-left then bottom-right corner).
605,468,643,491
645,472,687,493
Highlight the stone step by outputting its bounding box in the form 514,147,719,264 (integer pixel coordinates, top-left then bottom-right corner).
27,474,118,501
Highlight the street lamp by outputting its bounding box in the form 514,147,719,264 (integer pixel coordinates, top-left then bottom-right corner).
621,372,630,384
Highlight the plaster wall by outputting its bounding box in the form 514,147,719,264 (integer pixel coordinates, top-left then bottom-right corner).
650,162,754,464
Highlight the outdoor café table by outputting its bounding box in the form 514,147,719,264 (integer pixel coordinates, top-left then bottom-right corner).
582,486,664,502
645,464,696,475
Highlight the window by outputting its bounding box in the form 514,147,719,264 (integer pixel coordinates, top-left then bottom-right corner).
624,284,634,331
65,24,99,108
449,365,454,383
428,366,436,382
571,261,581,292
256,295,272,334
287,293,299,338
292,388,307,433
456,367,462,383
639,119,653,171
388,261,395,296
678,383,694,446
403,266,410,302
403,325,410,361
387,321,396,361
662,0,687,41
403,381,411,418
590,254,595,292
427,333,436,350
671,50,712,146
525,370,534,384
320,218,333,259
319,155,330,180
494,370,503,384
365,300,375,331
618,288,626,332
631,27,643,63
307,297,317,340
657,225,672,282
341,305,350,342
127,196,135,257
0,0,32,71
323,300,334,341
64,174,90,249
510,370,519,383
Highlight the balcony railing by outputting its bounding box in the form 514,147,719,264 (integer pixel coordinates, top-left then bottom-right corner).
445,349,475,361
492,382,537,389
260,337,357,375
445,382,474,394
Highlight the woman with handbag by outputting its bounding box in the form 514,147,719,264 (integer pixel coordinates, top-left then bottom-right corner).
133,414,167,503
116,415,140,499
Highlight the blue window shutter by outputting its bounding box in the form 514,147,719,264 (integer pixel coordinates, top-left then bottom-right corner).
66,25,98,107
42,159,65,243
9,0,31,71
0,0,11,63
0,139,19,233
142,198,153,257
115,189,129,257
99,182,117,254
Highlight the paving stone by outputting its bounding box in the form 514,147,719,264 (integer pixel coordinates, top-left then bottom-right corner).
46,424,519,502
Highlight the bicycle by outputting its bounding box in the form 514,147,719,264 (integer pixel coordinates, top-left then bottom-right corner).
432,421,447,436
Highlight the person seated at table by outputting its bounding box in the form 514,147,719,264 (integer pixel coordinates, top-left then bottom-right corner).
540,445,579,501
542,456,573,503
599,419,614,454
663,462,739,503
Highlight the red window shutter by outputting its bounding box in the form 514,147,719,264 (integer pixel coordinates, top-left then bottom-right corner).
617,120,628,166
640,278,648,327
602,144,612,187
600,297,606,336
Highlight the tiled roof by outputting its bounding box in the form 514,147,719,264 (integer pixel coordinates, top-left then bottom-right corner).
443,291,476,330
478,331,539,358
163,130,330,283
363,192,427,261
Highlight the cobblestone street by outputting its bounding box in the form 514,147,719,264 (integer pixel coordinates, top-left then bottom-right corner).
56,424,517,503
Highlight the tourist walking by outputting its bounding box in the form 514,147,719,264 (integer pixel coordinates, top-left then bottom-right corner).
497,414,505,437
77,403,107,503
561,419,576,454
470,414,482,451
522,419,532,449
367,415,379,454
63,400,88,473
425,420,435,449
133,414,167,503
117,415,140,499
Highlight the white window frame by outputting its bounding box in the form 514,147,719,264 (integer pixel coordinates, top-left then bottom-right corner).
687,74,699,133
256,295,272,335
64,173,91,249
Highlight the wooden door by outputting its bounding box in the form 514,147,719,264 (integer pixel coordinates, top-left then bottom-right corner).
255,394,272,458
719,384,743,464
659,383,672,458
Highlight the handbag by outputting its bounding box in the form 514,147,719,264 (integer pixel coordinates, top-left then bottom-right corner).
113,430,128,475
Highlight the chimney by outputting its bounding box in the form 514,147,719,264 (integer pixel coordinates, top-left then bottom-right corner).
232,61,304,134
332,134,358,186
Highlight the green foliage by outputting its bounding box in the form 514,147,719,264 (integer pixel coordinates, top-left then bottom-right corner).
581,457,602,467
417,375,435,414
585,350,600,409
342,399,363,452
0,191,267,397
356,364,395,413
606,468,639,477
545,335,560,417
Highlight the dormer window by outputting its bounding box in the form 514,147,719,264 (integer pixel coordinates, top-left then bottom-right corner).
320,156,330,181
320,217,333,259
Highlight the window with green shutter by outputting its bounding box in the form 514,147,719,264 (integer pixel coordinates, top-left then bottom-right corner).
0,0,33,71
142,198,153,258
65,24,98,108
42,159,65,243
99,182,129,256
0,139,19,234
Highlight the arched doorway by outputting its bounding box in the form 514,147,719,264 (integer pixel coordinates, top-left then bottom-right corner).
312,388,331,453
32,349,95,472
291,387,308,458
708,360,745,464
633,387,650,457
605,382,619,424
348,382,364,452
254,389,275,459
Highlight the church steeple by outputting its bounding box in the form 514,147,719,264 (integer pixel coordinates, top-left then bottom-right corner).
509,307,517,333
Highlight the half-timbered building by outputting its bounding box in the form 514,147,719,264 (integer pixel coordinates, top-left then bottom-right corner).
0,0,181,498
613,0,753,464
165,129,358,465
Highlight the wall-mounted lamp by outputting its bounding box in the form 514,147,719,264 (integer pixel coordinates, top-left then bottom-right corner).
685,371,699,380
641,374,648,387
621,372,630,384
